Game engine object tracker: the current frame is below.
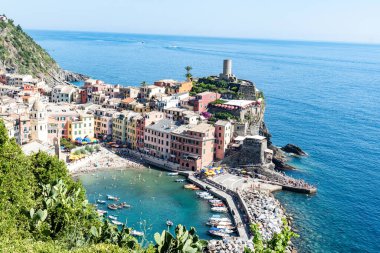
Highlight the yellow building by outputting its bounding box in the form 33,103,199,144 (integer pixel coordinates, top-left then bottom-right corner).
112,111,140,145
167,81,193,95
68,114,94,141
126,114,142,149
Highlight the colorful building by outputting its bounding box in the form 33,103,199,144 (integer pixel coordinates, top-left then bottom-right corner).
214,120,233,160
191,91,221,113
67,114,94,141
144,119,179,160
170,123,215,171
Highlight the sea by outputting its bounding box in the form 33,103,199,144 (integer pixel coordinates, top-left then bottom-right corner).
28,30,380,253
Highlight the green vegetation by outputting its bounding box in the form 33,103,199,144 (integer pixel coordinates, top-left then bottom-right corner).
190,77,237,97
244,219,299,253
185,66,192,81
0,18,60,76
214,112,238,121
210,99,227,105
0,119,207,252
61,138,76,150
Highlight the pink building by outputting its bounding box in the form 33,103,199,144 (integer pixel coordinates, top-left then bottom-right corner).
170,123,215,171
191,91,221,113
144,119,179,160
214,120,233,160
136,111,165,150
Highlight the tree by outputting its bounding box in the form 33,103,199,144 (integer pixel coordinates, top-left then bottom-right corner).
141,81,147,87
185,66,192,81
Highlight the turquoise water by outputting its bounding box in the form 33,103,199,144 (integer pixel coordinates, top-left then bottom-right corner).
78,168,218,242
29,30,380,252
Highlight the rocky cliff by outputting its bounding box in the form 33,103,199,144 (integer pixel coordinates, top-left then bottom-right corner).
0,17,87,86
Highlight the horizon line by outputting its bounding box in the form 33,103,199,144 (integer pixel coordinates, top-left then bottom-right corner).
24,27,380,47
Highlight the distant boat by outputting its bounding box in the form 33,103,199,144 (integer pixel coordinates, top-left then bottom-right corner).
111,220,123,226
167,172,179,176
97,199,106,204
131,230,144,237
108,215,118,220
166,220,174,226
175,179,185,182
108,204,118,210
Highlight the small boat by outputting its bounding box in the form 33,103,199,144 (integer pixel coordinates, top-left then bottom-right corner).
166,220,174,226
208,230,230,238
207,221,233,226
209,199,223,204
210,227,234,234
117,202,131,208
131,230,144,237
107,195,120,201
108,215,118,220
211,203,225,207
201,195,214,200
196,191,209,196
211,207,228,213
175,179,185,182
97,199,106,204
208,217,231,222
167,172,179,176
216,225,236,230
108,204,118,210
184,184,198,189
96,210,108,216
111,220,123,226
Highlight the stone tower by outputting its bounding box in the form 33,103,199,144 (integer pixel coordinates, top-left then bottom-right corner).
219,59,237,82
30,98,48,143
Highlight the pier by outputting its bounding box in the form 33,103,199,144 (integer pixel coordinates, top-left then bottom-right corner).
180,171,250,241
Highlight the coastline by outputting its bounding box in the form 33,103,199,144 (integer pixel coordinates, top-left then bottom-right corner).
67,146,147,176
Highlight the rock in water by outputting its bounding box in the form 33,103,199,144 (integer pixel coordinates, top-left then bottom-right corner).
281,144,307,156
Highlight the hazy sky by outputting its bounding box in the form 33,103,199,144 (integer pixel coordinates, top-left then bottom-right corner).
2,0,380,43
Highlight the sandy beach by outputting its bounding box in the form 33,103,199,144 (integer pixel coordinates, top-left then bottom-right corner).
67,146,146,176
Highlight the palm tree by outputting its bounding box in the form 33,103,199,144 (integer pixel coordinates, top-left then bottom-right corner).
185,66,192,81
140,81,147,87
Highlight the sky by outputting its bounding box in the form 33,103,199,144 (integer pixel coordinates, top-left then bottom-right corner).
2,0,380,44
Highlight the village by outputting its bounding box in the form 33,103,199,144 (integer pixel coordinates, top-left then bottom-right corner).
0,59,315,248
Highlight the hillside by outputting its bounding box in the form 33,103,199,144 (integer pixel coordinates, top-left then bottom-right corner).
0,17,86,86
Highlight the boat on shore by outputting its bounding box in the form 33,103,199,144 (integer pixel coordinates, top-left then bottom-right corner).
107,195,120,201
131,230,144,237
108,204,118,210
97,199,106,204
167,172,179,176
111,220,123,226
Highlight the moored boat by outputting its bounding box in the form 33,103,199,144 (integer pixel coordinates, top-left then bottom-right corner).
167,172,179,176
108,204,118,210
97,199,106,204
107,195,120,201
175,179,185,182
111,220,123,226
131,230,144,237
166,220,174,226
208,229,230,238
184,184,199,190
108,215,118,220
211,207,228,213
117,202,131,208
96,210,108,216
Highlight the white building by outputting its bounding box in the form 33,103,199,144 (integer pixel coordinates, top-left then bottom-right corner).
30,99,48,143
51,85,78,103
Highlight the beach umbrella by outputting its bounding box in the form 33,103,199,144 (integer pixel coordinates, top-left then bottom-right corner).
83,137,91,143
